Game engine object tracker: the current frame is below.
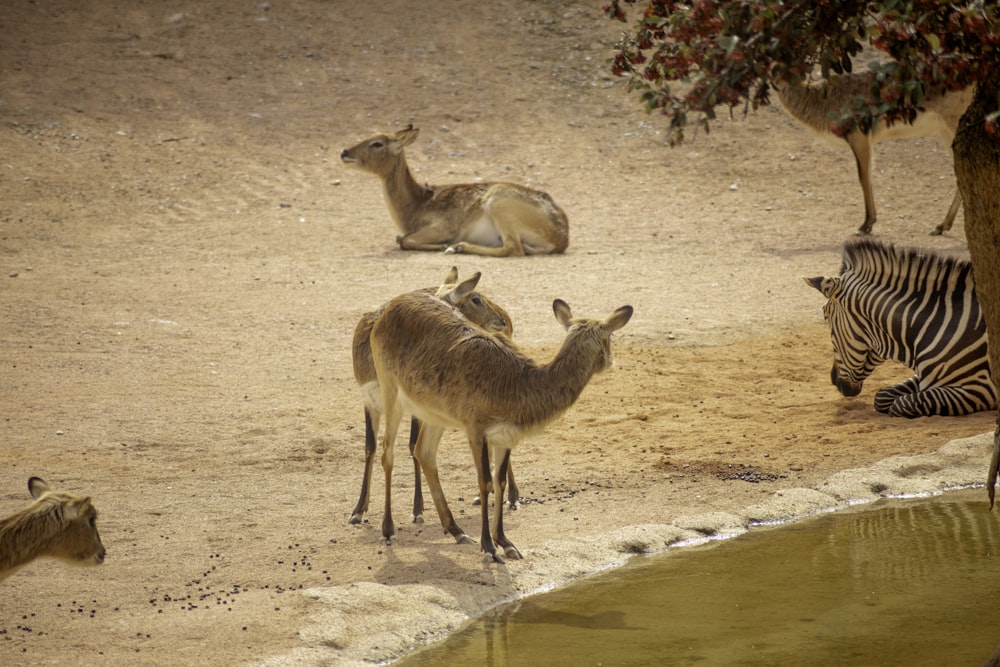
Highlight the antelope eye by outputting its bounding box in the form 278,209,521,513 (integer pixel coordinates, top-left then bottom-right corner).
370,141,383,149
472,296,482,306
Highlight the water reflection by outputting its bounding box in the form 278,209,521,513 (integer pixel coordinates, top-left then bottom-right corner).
396,489,1000,666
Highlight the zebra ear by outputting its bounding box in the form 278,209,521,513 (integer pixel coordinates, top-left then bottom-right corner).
803,275,839,298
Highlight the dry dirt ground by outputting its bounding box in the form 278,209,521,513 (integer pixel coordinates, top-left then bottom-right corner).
1,1,996,665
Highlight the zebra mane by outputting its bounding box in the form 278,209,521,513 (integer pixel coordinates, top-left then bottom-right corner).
840,238,973,289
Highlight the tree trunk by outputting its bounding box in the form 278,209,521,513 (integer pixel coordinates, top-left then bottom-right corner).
952,73,1000,507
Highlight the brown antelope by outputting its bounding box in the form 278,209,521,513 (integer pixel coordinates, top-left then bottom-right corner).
349,267,519,527
371,292,633,562
340,125,570,256
773,73,973,235
0,477,106,581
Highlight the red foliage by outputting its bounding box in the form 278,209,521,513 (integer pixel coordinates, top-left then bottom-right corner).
606,0,999,144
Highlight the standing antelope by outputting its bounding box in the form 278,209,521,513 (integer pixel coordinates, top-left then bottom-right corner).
350,267,519,527
0,477,106,581
773,73,973,235
371,291,633,562
340,125,570,256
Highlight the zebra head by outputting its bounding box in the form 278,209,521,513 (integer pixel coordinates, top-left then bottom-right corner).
805,275,882,398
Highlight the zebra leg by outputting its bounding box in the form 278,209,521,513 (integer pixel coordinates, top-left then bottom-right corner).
887,385,994,418
874,376,921,414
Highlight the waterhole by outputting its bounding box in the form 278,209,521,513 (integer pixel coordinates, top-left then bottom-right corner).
396,488,1000,666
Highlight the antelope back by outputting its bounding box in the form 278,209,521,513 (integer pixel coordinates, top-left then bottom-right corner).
353,267,512,386
371,294,632,439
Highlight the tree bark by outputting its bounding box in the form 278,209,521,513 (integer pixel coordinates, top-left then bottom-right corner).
952,73,1000,507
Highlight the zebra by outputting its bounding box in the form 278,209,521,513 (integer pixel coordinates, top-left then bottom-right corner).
805,237,996,418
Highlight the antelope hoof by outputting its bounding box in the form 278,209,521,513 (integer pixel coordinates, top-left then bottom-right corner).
348,513,364,525
381,518,395,546
412,513,424,524
444,243,465,254
456,534,476,546
484,550,505,564
503,544,522,560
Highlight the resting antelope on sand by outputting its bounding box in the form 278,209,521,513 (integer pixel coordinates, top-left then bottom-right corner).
371,290,633,562
349,267,519,527
773,73,972,235
340,125,570,256
0,477,105,581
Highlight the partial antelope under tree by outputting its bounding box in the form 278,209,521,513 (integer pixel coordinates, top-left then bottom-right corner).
0,477,106,581
371,291,633,562
349,267,519,527
340,125,570,256
773,72,973,235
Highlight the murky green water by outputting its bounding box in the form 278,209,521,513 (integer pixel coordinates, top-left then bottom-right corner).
396,489,1000,666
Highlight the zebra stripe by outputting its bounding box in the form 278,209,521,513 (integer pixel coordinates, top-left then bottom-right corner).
806,238,996,418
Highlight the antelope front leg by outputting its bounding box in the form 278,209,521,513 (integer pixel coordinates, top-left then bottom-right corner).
847,133,876,235
931,190,963,236
379,401,405,545
472,436,502,562
445,240,521,257
349,407,378,524
414,423,474,544
506,465,520,510
472,462,519,509
988,426,1000,509
407,416,424,523
397,226,452,252
492,448,521,560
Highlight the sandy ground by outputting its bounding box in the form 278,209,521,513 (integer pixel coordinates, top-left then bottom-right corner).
1,1,996,665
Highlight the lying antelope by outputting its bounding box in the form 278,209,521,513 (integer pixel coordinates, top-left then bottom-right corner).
0,477,106,581
773,73,972,235
340,125,570,256
350,267,519,527
371,291,633,562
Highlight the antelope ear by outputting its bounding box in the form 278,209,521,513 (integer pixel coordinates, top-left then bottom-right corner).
396,125,419,146
63,502,81,521
65,497,93,521
442,266,459,285
553,299,573,329
803,275,839,298
438,271,481,303
606,305,633,332
456,270,481,294
28,477,50,499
